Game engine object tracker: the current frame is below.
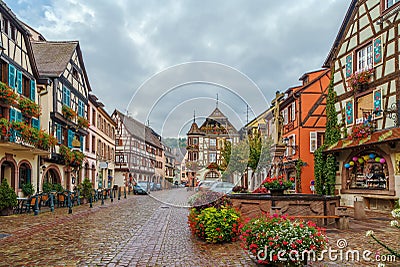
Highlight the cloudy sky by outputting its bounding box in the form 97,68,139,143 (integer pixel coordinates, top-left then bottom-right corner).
5,0,349,138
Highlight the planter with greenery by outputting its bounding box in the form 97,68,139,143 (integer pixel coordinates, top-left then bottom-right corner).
0,82,18,106
18,97,41,118
77,116,89,129
0,118,11,139
0,179,17,215
349,68,374,92
62,105,77,121
22,183,34,196
240,214,327,266
80,178,93,202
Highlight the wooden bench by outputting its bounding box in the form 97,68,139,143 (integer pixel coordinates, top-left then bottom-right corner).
290,215,349,230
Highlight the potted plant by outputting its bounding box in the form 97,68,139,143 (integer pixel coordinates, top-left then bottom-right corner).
0,179,17,215
22,183,34,197
260,175,294,195
0,82,18,107
18,97,41,118
349,68,374,92
61,105,77,121
80,178,93,203
42,181,53,193
240,214,327,266
77,116,89,128
348,122,375,140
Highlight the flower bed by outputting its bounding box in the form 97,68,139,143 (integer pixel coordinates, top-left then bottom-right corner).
188,190,241,243
240,214,327,266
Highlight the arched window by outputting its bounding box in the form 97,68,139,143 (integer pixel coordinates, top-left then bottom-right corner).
19,163,31,189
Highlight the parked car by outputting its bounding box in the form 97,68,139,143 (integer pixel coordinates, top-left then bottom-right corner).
209,182,235,194
149,182,155,191
133,182,150,195
155,183,162,190
196,180,217,192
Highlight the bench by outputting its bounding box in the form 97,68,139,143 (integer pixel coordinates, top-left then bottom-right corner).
290,214,349,230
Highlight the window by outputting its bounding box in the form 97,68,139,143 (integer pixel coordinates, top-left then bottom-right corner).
291,102,296,121
357,44,373,72
209,152,216,163
56,124,62,144
310,132,325,153
92,136,96,153
386,0,400,8
62,86,71,107
92,109,96,127
210,138,216,147
283,108,288,125
18,163,31,189
85,133,90,150
193,138,198,145
72,67,79,80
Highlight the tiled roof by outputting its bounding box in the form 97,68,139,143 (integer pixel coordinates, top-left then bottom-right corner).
31,41,77,77
326,127,400,152
187,122,203,135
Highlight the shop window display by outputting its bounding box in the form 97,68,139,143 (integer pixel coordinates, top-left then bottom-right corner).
345,153,388,190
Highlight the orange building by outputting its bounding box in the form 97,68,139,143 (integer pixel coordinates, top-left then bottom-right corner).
279,69,330,193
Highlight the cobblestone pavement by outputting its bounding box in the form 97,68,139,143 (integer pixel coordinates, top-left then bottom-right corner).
0,189,398,266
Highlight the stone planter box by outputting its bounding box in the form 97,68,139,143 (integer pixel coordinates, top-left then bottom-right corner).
229,193,341,226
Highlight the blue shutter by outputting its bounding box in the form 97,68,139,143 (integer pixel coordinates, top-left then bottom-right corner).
62,86,66,105
16,70,22,94
78,100,84,117
66,88,71,107
56,124,62,143
345,100,354,125
32,118,39,129
9,108,16,122
68,129,74,148
80,135,83,151
30,80,36,101
373,36,383,66
8,64,15,89
16,110,22,122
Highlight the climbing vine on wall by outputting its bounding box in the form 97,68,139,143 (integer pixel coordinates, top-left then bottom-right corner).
295,159,304,193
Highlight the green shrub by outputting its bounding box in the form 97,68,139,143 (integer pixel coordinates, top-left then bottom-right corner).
53,183,63,192
42,181,53,193
188,206,241,243
0,179,17,210
22,183,34,196
80,178,93,199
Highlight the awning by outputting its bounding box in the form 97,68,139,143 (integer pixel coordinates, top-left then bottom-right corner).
325,128,400,152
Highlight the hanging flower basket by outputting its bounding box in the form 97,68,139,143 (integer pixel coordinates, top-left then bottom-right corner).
19,97,41,118
0,82,18,107
62,105,77,121
348,122,375,140
349,68,374,92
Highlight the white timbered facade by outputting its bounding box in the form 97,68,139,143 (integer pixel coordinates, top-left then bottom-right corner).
324,0,400,210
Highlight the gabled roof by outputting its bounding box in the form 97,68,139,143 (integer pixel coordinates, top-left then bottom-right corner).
200,107,238,134
31,41,77,77
115,110,162,149
323,0,357,68
187,122,204,135
208,107,226,119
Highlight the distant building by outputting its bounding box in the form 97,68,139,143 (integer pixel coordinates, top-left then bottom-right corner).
186,107,239,185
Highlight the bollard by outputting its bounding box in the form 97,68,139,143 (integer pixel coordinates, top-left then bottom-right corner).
118,187,121,200
89,194,93,208
77,189,80,206
50,193,54,212
110,188,114,203
68,191,72,214
113,188,116,198
101,190,104,205
34,194,39,216
124,187,127,198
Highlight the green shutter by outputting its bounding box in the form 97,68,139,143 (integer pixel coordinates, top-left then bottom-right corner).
8,64,15,89
32,118,39,129
80,135,83,151
16,110,22,122
30,80,36,101
16,70,22,94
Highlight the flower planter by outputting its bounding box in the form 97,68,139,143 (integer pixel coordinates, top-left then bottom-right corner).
268,188,285,196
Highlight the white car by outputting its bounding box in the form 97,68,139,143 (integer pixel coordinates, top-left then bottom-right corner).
209,182,235,194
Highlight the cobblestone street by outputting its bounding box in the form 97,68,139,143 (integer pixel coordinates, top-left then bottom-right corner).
0,188,398,266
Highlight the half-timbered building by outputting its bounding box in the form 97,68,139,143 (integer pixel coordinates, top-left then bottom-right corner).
280,69,330,193
0,1,48,196
30,39,90,191
324,0,400,210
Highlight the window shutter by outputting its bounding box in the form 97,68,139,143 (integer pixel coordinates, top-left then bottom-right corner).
373,36,383,66
373,89,382,117
8,64,15,89
291,102,296,121
9,108,15,121
292,134,296,155
66,88,70,107
56,124,62,144
32,118,39,129
16,110,22,122
78,100,84,117
345,53,353,78
30,80,36,101
283,109,288,125
345,100,354,125
310,132,317,153
16,70,22,94
68,129,74,148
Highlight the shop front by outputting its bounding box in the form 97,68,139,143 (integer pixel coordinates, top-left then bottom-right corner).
328,128,400,211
